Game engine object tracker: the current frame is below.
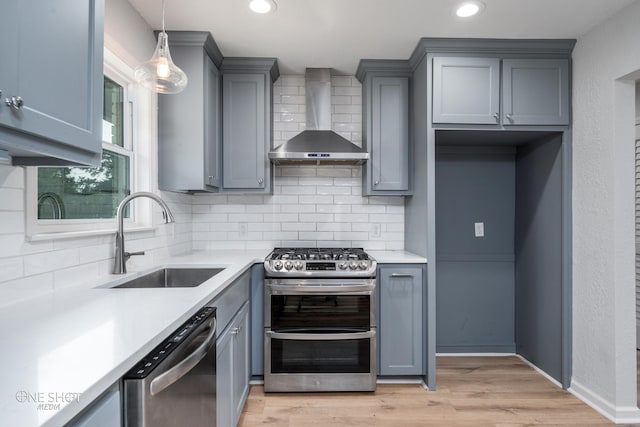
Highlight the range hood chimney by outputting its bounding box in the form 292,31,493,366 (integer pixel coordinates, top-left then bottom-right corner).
269,69,368,165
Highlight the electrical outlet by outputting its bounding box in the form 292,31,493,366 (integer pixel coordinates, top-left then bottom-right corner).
474,222,485,237
239,222,248,237
371,223,381,238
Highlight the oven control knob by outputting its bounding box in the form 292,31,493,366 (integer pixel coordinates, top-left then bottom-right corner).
284,261,293,270
349,261,358,270
339,262,348,270
359,261,369,270
294,261,303,270
274,261,283,271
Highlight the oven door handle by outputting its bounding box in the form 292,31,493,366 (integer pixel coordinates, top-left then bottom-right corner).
149,318,217,396
267,284,375,294
266,330,375,341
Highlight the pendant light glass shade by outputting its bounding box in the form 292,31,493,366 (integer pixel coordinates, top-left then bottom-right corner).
134,0,187,94
134,32,188,94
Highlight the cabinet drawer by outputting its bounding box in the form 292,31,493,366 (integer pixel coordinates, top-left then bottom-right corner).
211,270,250,334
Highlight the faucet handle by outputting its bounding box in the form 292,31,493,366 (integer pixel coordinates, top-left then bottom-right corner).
124,251,145,260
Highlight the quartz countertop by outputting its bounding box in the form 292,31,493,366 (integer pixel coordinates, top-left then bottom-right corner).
368,250,427,264
0,248,424,427
0,250,268,427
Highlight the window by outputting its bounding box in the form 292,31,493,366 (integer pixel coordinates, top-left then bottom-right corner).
26,49,154,238
36,77,132,221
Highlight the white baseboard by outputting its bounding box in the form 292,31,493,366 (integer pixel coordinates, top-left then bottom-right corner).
436,352,515,357
569,379,640,424
515,354,562,389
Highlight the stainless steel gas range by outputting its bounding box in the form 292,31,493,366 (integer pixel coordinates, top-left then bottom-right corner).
263,248,377,392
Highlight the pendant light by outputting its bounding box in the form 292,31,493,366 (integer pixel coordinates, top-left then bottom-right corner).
134,0,188,94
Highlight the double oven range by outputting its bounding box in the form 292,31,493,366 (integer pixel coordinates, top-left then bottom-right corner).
263,248,377,392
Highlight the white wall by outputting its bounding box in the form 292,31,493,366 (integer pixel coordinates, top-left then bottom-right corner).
572,0,640,421
191,74,405,251
0,0,192,307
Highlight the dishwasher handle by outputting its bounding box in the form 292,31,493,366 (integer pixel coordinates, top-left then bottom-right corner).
149,317,217,396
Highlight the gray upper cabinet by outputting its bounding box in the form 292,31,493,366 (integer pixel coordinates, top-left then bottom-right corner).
357,60,412,195
502,59,569,126
158,32,223,192
378,265,424,376
432,57,501,125
0,0,104,166
433,56,570,126
221,58,279,193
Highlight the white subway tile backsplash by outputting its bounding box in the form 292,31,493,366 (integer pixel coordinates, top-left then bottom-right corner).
299,213,334,223
0,188,24,211
317,186,351,196
0,257,24,283
317,223,351,232
316,205,351,214
299,195,333,204
0,212,25,233
299,232,334,241
23,248,80,276
281,186,317,195
0,165,24,189
282,223,316,231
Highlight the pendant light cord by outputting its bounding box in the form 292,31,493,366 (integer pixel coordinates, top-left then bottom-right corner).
161,0,166,33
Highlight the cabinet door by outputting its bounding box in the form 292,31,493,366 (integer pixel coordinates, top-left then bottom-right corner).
232,303,250,425
66,385,121,427
216,323,234,427
432,57,500,124
371,77,409,192
4,0,103,162
502,59,569,125
378,266,423,375
223,74,266,189
204,55,221,188
0,2,19,128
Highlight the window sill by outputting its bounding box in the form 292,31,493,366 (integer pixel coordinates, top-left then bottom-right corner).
27,225,157,242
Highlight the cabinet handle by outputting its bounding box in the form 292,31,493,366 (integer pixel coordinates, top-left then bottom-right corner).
231,327,240,335
208,176,213,184
493,112,499,122
390,273,414,278
506,113,513,122
374,180,379,186
5,96,23,111
258,177,264,185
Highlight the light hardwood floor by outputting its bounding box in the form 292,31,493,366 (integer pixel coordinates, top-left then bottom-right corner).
239,356,639,427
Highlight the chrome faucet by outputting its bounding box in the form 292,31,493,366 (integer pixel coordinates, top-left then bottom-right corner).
113,192,175,274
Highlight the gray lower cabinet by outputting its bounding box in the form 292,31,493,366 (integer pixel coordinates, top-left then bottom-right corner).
65,384,121,427
217,301,250,427
221,59,279,193
432,56,569,126
377,265,424,375
357,61,412,195
158,32,223,192
0,0,104,166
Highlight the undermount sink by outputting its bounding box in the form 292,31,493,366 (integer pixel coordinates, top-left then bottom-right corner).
113,268,225,289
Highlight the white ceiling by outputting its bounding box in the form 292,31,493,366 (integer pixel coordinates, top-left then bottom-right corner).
127,0,636,75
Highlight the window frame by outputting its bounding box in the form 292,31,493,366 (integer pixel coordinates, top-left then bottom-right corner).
25,48,156,239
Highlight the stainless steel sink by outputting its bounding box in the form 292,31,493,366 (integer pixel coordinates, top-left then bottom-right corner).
113,268,225,289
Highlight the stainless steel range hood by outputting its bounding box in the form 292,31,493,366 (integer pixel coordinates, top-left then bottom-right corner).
269,69,368,165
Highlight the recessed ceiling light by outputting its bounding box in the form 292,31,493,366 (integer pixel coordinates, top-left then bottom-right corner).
455,1,485,18
249,0,277,14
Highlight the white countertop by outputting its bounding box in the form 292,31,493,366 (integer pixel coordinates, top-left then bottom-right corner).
0,248,425,427
0,250,268,427
368,250,427,264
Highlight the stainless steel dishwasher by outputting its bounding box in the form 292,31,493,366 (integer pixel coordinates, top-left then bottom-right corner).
123,306,217,427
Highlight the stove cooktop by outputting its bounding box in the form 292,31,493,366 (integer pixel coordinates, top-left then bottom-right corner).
264,248,376,278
